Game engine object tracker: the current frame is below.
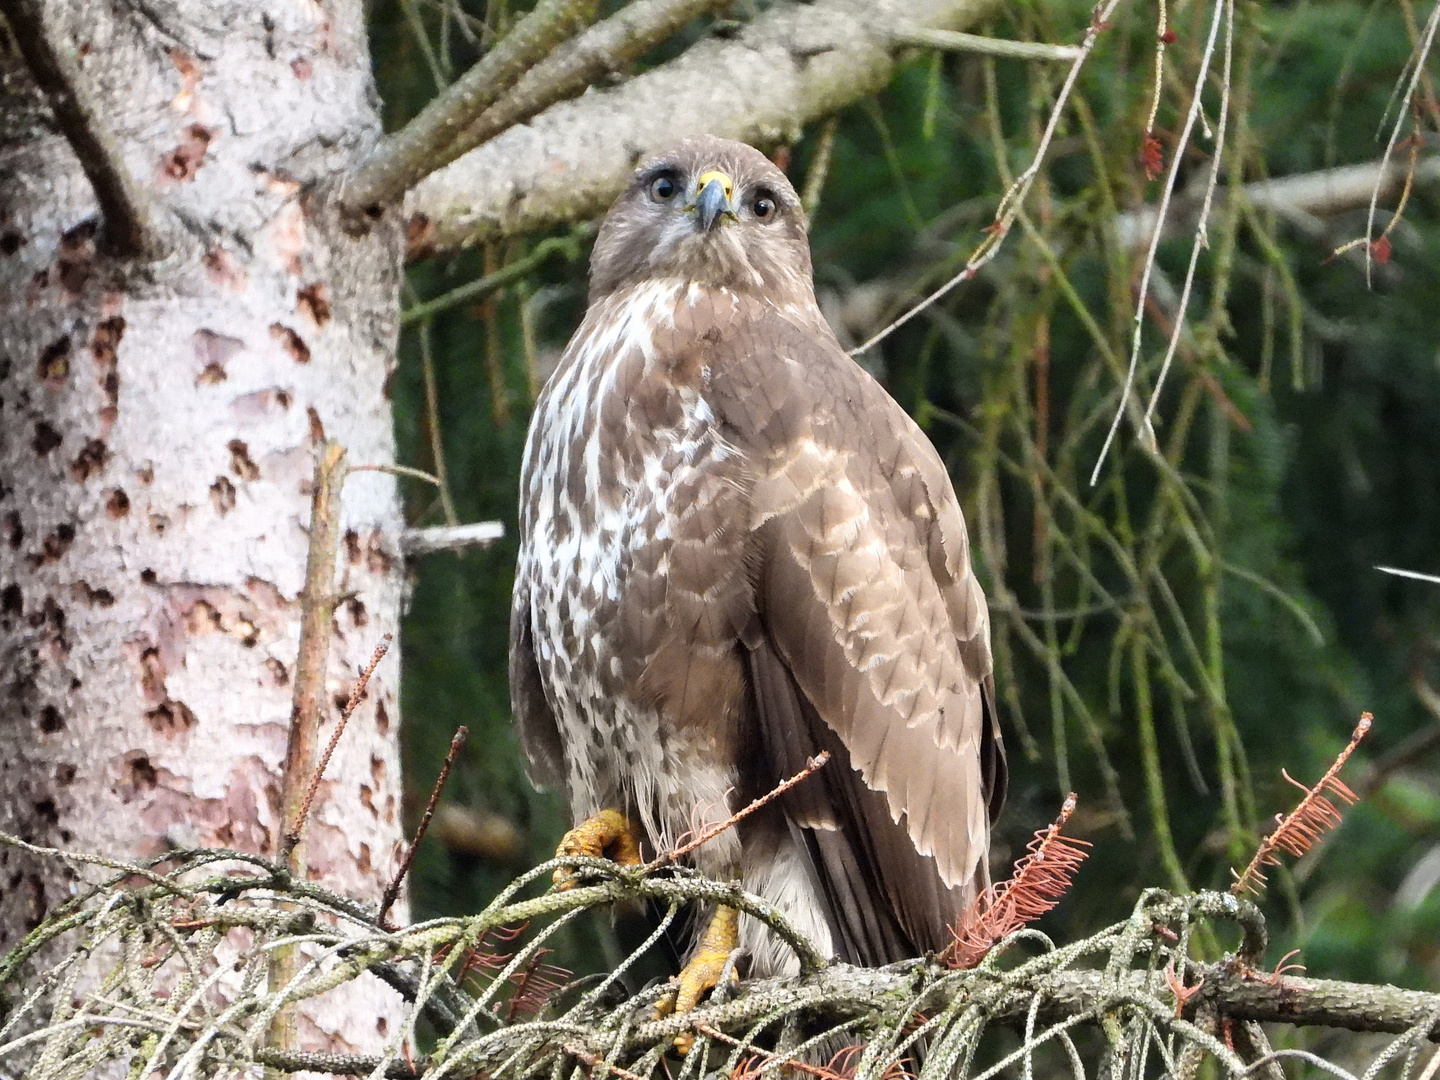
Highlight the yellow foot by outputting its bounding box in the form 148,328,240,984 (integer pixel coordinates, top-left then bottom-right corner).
553,809,643,889
654,905,740,1053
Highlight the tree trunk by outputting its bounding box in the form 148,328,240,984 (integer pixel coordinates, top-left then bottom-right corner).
0,0,406,1055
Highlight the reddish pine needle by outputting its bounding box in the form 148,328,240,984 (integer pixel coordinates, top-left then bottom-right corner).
1230,713,1371,897
945,793,1090,969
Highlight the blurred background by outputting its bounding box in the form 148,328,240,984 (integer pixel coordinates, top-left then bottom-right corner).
369,0,1440,990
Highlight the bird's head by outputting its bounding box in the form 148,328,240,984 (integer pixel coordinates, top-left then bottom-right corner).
587,136,814,304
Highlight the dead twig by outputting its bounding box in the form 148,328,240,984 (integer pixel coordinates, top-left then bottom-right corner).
643,752,829,874
379,725,468,929
284,634,394,859
277,441,350,869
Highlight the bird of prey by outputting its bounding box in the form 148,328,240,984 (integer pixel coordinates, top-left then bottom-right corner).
510,136,1006,1013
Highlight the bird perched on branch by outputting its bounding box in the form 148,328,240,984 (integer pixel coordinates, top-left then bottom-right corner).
510,136,1006,1017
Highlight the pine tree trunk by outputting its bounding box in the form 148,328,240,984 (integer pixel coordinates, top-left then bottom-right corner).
0,0,407,1054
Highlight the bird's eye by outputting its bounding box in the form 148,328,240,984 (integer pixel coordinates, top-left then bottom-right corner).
649,173,678,201
752,190,777,220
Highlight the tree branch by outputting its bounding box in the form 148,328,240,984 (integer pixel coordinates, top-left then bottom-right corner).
891,23,1083,62
615,962,1440,1053
277,440,350,871
399,521,505,557
434,0,733,175
0,0,163,257
1117,155,1440,249
408,0,999,253
341,0,598,219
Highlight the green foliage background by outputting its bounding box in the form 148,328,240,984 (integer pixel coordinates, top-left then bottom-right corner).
372,0,1440,989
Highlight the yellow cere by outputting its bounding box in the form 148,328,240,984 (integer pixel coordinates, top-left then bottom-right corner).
695,170,733,200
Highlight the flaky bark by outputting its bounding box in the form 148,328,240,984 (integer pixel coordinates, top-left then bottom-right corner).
0,0,406,1059
407,0,998,252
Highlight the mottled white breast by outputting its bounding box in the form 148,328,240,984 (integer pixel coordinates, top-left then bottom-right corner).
517,281,739,875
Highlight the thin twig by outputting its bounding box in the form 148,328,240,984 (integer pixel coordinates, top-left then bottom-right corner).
1137,0,1235,441
1090,0,1231,485
1359,0,1440,284
283,635,394,859
417,317,460,525
643,753,829,874
351,462,444,487
800,116,838,221
379,726,468,930
1375,565,1440,585
401,225,594,323
0,0,163,257
891,24,1082,62
342,0,596,217
851,0,1124,357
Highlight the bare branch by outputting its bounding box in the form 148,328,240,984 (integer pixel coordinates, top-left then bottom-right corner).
1117,156,1440,249
269,440,348,1057
379,726,468,929
409,0,999,253
400,521,506,557
341,0,597,219
276,441,350,873
0,0,163,257
891,24,1082,62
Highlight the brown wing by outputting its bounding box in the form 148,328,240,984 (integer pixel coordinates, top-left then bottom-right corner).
695,298,1006,961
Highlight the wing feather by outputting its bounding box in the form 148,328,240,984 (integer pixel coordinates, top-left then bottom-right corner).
704,299,1006,960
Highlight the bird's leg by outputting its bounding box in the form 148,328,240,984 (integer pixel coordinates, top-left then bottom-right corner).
553,808,643,888
654,904,740,1052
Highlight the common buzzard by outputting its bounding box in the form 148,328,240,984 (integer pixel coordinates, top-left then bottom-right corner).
510,136,1006,1012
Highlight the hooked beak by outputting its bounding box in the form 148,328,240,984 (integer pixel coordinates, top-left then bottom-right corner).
693,169,734,231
